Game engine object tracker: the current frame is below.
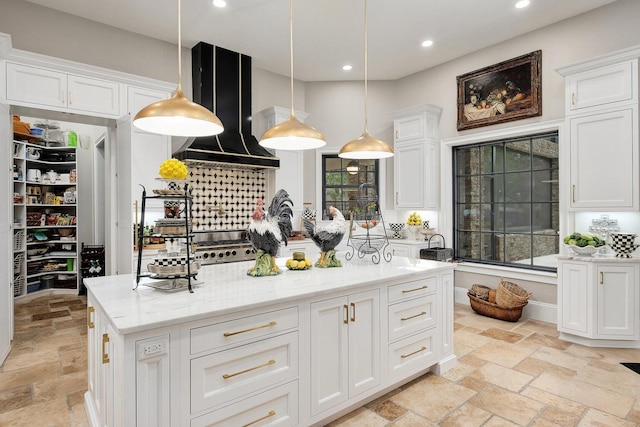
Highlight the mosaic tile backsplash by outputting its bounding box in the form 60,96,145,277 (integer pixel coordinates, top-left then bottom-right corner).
188,166,266,231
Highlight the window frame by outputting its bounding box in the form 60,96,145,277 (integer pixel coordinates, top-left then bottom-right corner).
453,131,559,272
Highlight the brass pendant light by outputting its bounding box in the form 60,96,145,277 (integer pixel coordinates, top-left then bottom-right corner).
133,0,224,137
339,0,394,159
259,0,326,150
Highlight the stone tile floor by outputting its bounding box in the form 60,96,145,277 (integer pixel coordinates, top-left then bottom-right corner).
1,294,640,426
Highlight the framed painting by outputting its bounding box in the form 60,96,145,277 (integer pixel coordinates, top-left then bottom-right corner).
457,50,542,131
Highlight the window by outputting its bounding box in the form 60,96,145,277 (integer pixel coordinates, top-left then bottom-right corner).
453,131,559,271
321,156,379,220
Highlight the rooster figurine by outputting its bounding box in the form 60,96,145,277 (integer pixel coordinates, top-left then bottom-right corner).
247,189,293,276
303,206,348,268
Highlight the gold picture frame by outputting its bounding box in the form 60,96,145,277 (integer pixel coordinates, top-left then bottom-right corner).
457,50,542,131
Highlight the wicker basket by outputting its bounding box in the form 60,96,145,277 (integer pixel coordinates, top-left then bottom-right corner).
469,284,491,301
496,279,532,307
468,292,527,322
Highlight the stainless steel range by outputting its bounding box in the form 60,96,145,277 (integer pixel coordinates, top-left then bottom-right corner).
193,230,256,265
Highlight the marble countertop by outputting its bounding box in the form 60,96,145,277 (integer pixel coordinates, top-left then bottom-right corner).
85,256,454,335
558,254,640,262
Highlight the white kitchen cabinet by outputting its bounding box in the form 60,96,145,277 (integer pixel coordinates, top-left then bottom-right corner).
84,258,456,426
6,62,121,117
390,104,442,210
569,107,637,209
557,47,640,211
558,257,640,348
565,61,635,114
388,239,428,259
310,288,380,416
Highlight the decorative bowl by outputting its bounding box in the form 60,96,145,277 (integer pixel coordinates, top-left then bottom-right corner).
608,233,639,257
566,244,599,256
388,223,405,239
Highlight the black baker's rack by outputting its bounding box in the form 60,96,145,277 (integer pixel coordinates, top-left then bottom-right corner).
134,182,197,293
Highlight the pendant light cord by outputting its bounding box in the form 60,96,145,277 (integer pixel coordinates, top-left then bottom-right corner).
176,0,183,93
289,0,295,117
363,0,369,134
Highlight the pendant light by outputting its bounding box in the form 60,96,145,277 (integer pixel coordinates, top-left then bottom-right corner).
133,0,224,137
259,0,326,150
346,160,359,175
339,0,393,159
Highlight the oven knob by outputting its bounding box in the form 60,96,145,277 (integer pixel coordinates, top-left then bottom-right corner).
231,250,237,256
202,253,209,259
245,249,251,255
225,251,230,256
218,252,224,258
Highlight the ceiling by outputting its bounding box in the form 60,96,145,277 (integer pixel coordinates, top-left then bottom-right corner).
25,0,617,82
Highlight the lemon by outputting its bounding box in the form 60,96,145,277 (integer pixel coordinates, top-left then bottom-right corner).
159,159,189,180
305,259,312,267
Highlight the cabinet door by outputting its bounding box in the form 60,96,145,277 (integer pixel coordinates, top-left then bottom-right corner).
394,113,425,142
596,264,638,339
558,261,590,335
347,289,380,398
67,74,120,116
310,295,349,415
389,243,411,258
394,142,426,209
6,62,66,108
569,107,637,209
567,61,634,113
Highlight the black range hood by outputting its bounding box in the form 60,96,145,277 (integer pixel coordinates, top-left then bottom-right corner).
174,42,279,170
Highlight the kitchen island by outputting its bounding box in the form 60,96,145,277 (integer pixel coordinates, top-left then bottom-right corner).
84,255,456,427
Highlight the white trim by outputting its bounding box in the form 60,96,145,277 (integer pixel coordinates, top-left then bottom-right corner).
454,286,557,324
455,262,557,284
440,119,565,278
315,148,386,219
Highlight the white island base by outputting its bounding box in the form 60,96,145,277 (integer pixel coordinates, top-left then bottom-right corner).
84,256,456,427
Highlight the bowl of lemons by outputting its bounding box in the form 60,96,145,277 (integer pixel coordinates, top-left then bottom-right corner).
285,252,312,270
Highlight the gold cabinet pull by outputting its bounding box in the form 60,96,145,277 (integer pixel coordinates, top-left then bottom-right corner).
350,302,356,322
87,306,95,329
223,359,275,379
223,321,276,337
401,311,427,321
572,185,576,203
242,410,276,427
600,271,604,285
395,192,399,204
571,93,576,105
102,333,110,364
401,346,427,359
343,304,349,324
402,285,428,294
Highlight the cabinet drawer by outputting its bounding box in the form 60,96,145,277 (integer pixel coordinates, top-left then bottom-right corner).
388,294,437,342
388,277,436,303
388,330,438,382
191,332,298,414
191,307,298,354
191,380,298,427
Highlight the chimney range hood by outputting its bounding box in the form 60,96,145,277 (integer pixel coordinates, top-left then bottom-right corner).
174,42,279,170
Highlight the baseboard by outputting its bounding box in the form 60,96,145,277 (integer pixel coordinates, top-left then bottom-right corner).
454,286,557,325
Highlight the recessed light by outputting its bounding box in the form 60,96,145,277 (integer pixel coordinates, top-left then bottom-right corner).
421,40,434,47
515,0,530,8
342,65,353,71
213,0,227,8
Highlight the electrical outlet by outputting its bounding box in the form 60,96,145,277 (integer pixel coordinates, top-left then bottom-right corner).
143,343,163,355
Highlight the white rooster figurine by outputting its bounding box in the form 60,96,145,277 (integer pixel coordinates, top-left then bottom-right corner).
247,189,293,276
303,206,348,268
